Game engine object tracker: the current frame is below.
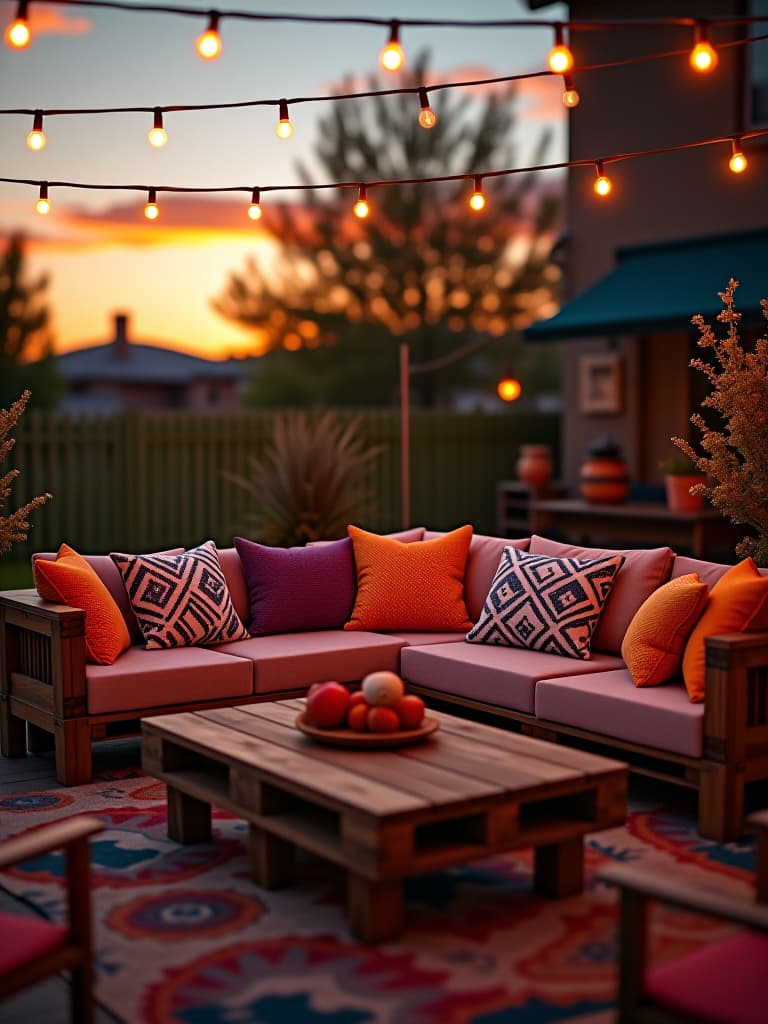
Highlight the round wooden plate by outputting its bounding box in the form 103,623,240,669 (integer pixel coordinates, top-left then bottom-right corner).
295,712,439,749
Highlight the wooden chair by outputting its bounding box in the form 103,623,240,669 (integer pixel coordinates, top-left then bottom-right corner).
601,809,768,1024
0,816,104,1023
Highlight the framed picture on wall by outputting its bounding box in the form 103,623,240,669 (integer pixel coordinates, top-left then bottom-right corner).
579,353,623,414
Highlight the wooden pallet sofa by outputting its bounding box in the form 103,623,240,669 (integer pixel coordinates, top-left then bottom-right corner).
1,526,767,843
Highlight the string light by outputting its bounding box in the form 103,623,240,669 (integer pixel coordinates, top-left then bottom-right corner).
729,137,747,173
196,10,221,60
148,108,167,147
144,188,159,220
547,23,573,74
689,21,718,72
248,187,262,220
353,184,370,219
380,19,404,71
593,160,612,196
275,98,293,139
26,110,45,150
35,182,50,215
469,176,486,211
417,87,437,128
562,73,580,108
5,0,30,48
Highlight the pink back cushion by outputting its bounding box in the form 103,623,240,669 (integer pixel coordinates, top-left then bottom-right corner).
217,547,250,624
528,536,674,655
672,554,768,587
424,531,529,623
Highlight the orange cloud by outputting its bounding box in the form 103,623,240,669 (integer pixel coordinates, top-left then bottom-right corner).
29,6,92,37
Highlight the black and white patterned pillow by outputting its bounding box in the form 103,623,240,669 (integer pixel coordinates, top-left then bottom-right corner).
466,547,624,659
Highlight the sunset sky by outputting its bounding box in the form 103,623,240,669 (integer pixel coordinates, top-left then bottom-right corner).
0,0,567,360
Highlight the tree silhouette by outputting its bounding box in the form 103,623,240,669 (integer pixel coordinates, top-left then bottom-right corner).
0,234,63,410
213,54,561,406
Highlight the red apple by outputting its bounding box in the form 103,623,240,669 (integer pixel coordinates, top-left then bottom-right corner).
306,682,351,728
367,706,400,733
396,694,425,730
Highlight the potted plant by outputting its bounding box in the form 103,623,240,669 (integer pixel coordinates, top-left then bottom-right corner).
659,454,707,513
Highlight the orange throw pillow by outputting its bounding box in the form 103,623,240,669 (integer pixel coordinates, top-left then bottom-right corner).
621,573,709,687
682,558,768,702
345,524,474,632
33,544,131,665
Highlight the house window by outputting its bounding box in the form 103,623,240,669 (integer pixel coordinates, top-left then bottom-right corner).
747,0,768,127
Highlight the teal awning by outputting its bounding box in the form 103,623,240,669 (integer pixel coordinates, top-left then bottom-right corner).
525,230,768,341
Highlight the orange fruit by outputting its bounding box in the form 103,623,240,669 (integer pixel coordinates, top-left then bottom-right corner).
367,706,400,733
347,703,369,731
396,694,425,729
348,690,367,708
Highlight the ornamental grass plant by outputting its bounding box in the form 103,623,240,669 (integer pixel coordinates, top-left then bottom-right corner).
672,280,768,566
0,390,51,557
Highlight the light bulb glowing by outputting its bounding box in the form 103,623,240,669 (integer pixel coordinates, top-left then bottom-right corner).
6,2,30,49
353,185,370,219
729,140,747,174
275,99,293,139
248,187,262,220
690,24,717,72
196,11,221,60
35,183,50,215
148,108,167,147
380,20,404,71
417,88,437,128
593,161,612,197
26,111,45,150
497,376,522,402
547,24,573,74
562,74,580,107
144,189,159,220
469,177,486,212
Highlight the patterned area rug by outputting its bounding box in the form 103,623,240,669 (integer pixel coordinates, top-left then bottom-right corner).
0,777,757,1024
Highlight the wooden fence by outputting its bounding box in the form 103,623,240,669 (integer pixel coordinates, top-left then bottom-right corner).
9,408,560,558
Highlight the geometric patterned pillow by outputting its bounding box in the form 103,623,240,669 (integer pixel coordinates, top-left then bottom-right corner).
466,546,625,660
110,540,249,650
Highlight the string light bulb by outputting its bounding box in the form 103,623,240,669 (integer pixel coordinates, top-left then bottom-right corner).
148,108,167,147
547,24,573,74
26,110,46,150
35,182,50,216
593,160,612,197
353,185,370,219
380,20,404,71
417,87,437,129
144,189,159,220
5,0,30,48
196,10,221,60
562,73,580,108
275,99,293,139
497,371,522,402
689,22,718,72
469,176,486,212
729,138,748,174
248,187,262,220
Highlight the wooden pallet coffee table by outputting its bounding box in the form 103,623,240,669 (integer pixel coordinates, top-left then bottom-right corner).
142,700,628,943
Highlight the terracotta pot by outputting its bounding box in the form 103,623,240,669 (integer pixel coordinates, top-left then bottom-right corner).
579,438,630,504
516,444,553,491
665,474,706,513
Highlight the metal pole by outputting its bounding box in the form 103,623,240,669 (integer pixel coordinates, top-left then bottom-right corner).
399,342,410,529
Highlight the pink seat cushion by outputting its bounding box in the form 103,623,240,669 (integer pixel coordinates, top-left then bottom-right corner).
529,537,674,655
86,645,253,714
401,642,624,714
215,631,406,694
645,930,768,1024
0,911,69,973
389,631,469,646
534,668,703,756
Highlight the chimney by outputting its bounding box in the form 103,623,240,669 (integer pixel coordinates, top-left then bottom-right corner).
112,312,130,360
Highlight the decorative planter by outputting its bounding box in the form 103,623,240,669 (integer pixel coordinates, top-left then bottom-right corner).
516,444,553,491
580,437,630,504
665,474,706,513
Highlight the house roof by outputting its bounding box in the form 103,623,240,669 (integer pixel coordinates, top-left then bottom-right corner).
525,229,768,341
57,340,242,385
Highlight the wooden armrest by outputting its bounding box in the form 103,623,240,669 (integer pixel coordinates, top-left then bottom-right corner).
0,816,103,869
705,630,768,663
599,862,768,930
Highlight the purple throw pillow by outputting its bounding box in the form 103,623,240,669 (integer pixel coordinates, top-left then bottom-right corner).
234,536,356,636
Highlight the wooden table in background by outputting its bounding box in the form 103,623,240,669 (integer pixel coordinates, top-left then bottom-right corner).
142,700,627,943
528,499,743,558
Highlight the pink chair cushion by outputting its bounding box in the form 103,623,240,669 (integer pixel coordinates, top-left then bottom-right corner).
672,554,768,587
529,537,674,655
216,547,250,625
645,930,768,1024
0,911,69,973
